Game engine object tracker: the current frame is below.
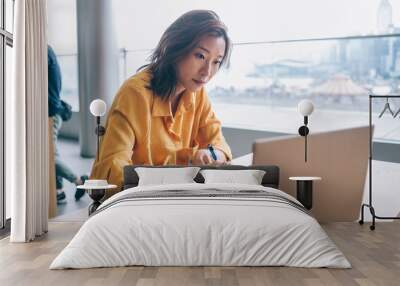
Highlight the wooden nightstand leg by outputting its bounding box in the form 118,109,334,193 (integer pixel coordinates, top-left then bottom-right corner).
296,180,313,210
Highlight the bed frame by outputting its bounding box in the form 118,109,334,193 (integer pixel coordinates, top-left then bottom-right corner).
123,165,280,190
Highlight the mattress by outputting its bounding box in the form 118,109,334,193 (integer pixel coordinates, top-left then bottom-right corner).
50,183,350,269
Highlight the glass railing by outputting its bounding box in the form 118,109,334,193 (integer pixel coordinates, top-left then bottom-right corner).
209,34,400,143
57,33,400,142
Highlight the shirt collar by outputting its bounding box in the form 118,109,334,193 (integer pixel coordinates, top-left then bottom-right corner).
152,90,195,117
152,95,171,117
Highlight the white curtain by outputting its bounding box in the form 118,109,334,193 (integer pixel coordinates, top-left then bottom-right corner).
8,0,48,242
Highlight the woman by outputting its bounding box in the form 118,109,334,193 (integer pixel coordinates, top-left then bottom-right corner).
90,10,232,193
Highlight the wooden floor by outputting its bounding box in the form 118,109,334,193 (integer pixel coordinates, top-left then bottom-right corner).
0,221,399,286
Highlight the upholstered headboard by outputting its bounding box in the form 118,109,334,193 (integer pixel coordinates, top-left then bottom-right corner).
123,165,280,190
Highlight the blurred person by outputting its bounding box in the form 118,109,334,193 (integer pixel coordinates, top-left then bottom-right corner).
48,45,88,203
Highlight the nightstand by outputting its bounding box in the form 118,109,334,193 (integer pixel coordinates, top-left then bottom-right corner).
289,176,322,210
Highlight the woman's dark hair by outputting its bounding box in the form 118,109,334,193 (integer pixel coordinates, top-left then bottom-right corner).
141,10,231,100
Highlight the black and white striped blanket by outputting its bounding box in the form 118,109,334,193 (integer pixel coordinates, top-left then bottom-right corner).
92,188,309,217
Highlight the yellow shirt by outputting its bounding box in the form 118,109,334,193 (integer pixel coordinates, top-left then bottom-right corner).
90,69,232,193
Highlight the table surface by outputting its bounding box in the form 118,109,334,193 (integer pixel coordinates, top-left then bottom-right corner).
76,185,117,190
289,176,322,181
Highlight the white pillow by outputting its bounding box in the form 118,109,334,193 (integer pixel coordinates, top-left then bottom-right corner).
200,169,266,185
135,167,200,186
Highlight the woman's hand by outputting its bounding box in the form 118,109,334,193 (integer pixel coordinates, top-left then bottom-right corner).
192,148,228,165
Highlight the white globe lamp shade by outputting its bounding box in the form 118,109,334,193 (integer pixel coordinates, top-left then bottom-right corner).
298,99,314,116
90,99,107,117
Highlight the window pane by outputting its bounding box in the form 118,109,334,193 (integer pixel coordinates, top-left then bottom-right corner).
5,44,12,219
207,36,400,142
0,1,3,29
48,0,78,111
112,0,400,49
119,50,151,83
5,0,14,33
57,54,79,111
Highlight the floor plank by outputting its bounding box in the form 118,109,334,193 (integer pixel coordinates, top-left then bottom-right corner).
1,221,400,286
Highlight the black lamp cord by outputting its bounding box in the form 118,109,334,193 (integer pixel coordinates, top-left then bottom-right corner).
97,116,100,160
304,116,308,162
305,132,308,162
298,116,309,162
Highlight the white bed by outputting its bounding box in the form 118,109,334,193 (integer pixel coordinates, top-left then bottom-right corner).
50,183,350,269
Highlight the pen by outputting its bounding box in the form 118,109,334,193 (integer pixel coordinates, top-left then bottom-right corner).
207,144,218,161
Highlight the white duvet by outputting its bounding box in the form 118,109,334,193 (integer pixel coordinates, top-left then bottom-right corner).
50,183,351,269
